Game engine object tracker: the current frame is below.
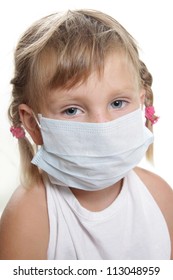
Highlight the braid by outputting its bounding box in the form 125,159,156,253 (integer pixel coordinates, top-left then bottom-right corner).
140,60,153,106
8,84,41,188
139,60,158,162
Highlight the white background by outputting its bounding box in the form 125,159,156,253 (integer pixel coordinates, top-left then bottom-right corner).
0,0,173,214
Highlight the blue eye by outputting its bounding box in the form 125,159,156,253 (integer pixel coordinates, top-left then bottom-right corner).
64,107,82,116
111,100,127,109
65,107,78,115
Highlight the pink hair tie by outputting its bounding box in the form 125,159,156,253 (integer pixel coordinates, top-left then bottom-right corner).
10,126,25,139
145,106,159,125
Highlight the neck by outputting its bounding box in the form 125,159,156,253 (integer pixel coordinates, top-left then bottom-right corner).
70,179,123,212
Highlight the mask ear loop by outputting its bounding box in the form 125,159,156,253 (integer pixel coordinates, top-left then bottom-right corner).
31,112,45,148
32,112,41,129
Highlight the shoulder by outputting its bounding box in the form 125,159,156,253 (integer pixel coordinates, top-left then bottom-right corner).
134,166,173,259
0,179,49,260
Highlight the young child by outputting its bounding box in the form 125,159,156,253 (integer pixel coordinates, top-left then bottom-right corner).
0,9,172,260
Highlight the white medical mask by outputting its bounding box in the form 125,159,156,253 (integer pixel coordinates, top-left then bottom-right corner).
32,109,153,191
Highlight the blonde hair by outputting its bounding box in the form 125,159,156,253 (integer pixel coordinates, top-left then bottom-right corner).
8,9,156,187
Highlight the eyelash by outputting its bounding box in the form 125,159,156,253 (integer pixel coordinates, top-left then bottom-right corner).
63,100,129,117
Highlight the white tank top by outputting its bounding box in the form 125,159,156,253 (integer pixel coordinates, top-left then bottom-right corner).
45,170,171,259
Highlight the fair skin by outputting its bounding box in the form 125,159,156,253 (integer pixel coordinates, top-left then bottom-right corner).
0,52,173,259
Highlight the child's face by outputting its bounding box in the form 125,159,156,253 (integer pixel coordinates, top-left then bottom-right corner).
42,52,144,123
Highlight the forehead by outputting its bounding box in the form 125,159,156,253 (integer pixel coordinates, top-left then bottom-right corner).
35,50,139,113
100,52,138,86
46,52,138,102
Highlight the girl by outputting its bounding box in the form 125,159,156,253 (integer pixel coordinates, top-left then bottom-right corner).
0,9,172,260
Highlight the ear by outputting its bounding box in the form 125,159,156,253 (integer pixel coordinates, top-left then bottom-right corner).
139,88,146,108
18,104,43,145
